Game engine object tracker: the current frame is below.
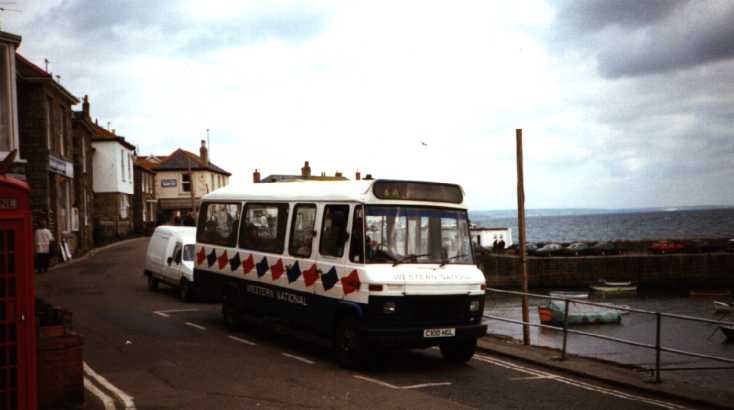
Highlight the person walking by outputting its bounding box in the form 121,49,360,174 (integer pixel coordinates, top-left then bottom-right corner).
35,219,54,273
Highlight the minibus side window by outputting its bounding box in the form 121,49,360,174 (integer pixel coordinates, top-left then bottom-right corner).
349,206,364,263
240,203,289,254
197,202,241,247
320,205,350,258
289,204,317,258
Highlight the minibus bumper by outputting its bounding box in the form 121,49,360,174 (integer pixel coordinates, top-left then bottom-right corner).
364,323,487,348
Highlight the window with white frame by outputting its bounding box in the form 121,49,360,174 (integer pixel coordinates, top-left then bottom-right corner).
120,195,128,218
0,44,9,152
182,173,192,192
46,98,53,150
58,105,65,156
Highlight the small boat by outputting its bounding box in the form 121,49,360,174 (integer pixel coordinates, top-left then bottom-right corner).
538,299,622,326
590,285,638,296
713,301,733,313
600,280,633,287
549,291,589,300
720,326,734,341
689,290,732,298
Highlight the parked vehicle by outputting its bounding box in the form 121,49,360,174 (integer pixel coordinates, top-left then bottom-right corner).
683,240,719,253
535,243,563,257
591,241,618,256
144,226,197,301
649,240,684,254
194,179,487,368
525,242,539,255
563,242,590,256
727,239,734,253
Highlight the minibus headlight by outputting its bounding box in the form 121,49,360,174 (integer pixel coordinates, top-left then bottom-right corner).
469,300,481,312
383,301,397,314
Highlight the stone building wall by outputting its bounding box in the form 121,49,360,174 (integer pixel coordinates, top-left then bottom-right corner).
93,192,133,244
479,252,734,289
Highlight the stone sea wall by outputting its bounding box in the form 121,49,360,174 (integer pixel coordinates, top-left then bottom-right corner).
479,252,734,289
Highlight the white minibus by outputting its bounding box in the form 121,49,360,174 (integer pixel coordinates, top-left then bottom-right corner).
194,179,487,367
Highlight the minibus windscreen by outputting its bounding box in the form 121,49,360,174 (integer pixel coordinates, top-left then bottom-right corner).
183,244,195,261
364,206,473,264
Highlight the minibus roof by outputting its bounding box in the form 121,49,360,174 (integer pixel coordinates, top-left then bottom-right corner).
203,179,467,209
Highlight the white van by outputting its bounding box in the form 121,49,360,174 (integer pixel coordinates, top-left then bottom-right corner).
144,226,197,301
195,179,487,368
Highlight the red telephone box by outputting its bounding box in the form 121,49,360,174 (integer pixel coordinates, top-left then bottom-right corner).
0,175,36,409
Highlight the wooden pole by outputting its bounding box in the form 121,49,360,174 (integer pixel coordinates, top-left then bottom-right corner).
516,128,530,345
188,157,196,219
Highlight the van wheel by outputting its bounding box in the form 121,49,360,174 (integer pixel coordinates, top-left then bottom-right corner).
147,276,159,291
440,338,477,363
179,279,194,302
335,315,367,369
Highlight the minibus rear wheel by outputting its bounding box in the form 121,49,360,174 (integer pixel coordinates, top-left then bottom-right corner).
440,337,477,363
335,315,367,369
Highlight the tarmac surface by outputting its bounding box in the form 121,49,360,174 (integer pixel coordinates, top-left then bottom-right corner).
36,238,725,409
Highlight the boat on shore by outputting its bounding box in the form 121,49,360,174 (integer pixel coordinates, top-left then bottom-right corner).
689,290,732,298
538,299,622,326
713,301,733,313
591,280,638,297
549,291,589,300
720,326,734,342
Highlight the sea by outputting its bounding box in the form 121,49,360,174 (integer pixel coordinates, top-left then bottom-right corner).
468,207,734,243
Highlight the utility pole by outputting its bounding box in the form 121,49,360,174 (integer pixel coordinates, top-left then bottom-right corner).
516,128,530,345
188,157,196,219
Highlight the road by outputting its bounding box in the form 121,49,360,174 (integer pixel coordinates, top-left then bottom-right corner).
37,238,694,409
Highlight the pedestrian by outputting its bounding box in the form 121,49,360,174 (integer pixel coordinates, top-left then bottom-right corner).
35,219,54,273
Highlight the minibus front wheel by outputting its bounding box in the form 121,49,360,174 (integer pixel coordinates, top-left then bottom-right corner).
335,315,367,369
440,337,477,363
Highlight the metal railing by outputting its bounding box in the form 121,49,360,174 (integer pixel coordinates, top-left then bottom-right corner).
484,287,734,383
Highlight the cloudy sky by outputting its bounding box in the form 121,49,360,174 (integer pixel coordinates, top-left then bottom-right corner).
6,0,734,210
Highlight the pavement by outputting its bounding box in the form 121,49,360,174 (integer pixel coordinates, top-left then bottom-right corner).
35,237,729,409
477,336,734,409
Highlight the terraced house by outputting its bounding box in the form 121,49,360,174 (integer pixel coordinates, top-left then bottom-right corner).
91,123,135,244
147,140,230,223
16,52,81,256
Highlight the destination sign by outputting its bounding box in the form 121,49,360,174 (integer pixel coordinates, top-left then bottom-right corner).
373,180,463,204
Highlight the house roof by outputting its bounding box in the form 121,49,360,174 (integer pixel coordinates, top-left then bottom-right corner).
15,53,79,104
134,158,157,172
91,122,136,150
153,148,231,176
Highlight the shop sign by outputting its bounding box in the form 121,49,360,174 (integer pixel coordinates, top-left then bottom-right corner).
49,155,74,178
161,179,177,188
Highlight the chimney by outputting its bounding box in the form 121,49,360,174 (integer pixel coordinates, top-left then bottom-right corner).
355,170,361,180
253,169,261,183
335,171,343,178
82,95,90,116
301,161,311,178
200,140,209,165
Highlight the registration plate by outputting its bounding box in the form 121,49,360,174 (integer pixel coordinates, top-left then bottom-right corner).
423,328,456,338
